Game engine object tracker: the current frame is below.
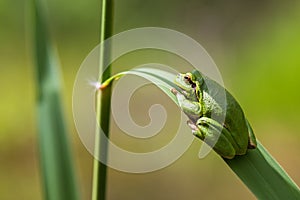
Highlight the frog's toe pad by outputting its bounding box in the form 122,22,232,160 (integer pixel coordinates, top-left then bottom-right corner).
171,88,178,95
187,120,199,132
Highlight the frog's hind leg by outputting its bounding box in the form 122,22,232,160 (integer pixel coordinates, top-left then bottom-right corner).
187,120,204,140
193,117,236,159
245,119,257,149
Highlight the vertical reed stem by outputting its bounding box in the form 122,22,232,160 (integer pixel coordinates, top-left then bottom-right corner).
92,0,114,200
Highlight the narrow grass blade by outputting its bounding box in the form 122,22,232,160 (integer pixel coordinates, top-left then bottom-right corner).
31,0,79,199
225,141,300,200
101,67,300,199
100,68,180,105
92,0,114,200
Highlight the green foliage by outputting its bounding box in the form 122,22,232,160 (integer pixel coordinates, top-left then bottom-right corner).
31,0,79,199
226,141,300,200
101,67,300,199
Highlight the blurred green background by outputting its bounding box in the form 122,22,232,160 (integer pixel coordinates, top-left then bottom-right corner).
1,0,300,199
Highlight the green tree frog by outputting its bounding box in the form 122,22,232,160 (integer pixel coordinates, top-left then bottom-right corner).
171,70,257,159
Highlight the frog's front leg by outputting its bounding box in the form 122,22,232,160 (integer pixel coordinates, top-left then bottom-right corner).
171,88,201,116
194,117,238,159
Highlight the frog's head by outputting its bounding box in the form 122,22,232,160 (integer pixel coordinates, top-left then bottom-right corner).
174,70,203,101
174,70,204,89
174,72,196,92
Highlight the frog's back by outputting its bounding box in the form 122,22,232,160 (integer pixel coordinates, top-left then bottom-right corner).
200,75,249,154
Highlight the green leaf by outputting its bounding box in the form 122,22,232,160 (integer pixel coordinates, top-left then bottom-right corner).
100,68,181,105
225,141,300,200
101,67,300,199
31,0,79,199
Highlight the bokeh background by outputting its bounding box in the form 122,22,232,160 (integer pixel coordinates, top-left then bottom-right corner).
1,0,300,199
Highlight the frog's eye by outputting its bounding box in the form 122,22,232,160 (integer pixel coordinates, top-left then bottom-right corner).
184,75,190,80
184,74,192,82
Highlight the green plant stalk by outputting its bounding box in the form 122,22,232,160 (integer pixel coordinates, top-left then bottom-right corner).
92,0,114,200
101,67,300,199
31,0,79,199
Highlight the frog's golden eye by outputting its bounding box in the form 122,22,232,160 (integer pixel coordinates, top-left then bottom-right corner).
184,75,190,80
